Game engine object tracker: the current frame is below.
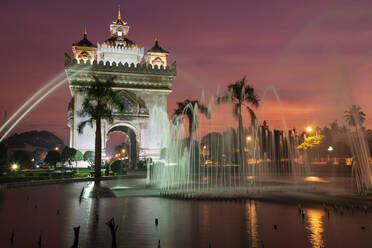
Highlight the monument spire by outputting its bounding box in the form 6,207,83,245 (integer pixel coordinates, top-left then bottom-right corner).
118,5,121,20
84,24,87,39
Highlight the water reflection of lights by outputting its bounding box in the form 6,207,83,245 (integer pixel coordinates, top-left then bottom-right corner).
245,201,259,248
304,176,328,183
306,209,325,248
83,182,95,199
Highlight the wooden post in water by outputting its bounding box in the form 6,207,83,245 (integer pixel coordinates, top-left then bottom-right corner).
10,230,14,246
71,226,80,248
106,217,118,248
38,232,42,248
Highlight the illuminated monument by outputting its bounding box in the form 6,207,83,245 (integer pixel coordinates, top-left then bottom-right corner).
64,9,176,166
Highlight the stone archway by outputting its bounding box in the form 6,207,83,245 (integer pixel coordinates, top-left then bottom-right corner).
107,125,138,168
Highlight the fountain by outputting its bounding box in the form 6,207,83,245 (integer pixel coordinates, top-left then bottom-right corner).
148,86,372,199
0,65,90,142
147,87,307,199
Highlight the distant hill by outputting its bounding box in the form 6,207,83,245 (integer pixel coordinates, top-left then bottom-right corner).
4,130,65,151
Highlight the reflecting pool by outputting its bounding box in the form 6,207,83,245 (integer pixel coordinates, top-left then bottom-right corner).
0,179,372,248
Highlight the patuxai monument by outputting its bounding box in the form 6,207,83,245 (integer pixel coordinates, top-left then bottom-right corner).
64,8,176,166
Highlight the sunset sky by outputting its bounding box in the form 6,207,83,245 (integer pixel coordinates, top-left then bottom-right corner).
1,0,372,144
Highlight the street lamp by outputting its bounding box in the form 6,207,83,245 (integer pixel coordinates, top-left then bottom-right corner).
246,136,252,142
327,146,333,163
306,126,313,133
121,148,126,154
11,163,18,171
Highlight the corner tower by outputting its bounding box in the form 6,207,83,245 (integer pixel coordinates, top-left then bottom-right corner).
145,37,169,68
71,26,96,63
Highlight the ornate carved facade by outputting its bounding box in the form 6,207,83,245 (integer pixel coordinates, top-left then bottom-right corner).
65,9,176,165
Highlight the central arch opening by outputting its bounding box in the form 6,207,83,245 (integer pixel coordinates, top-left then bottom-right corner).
106,125,138,169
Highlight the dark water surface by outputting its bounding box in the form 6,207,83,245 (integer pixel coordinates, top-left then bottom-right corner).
1,179,372,248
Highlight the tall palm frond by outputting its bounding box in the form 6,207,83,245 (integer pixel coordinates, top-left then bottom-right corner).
344,104,366,127
172,99,210,140
75,76,146,177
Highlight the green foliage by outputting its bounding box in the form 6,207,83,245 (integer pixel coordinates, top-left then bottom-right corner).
73,150,84,161
61,147,76,163
110,160,125,174
44,150,61,166
11,150,32,169
84,151,95,165
297,135,324,150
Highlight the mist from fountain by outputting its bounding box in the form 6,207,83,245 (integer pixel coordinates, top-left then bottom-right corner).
344,111,372,194
148,85,314,199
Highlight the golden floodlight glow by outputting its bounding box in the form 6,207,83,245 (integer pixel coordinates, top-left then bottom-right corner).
304,176,328,183
11,164,18,170
306,126,313,133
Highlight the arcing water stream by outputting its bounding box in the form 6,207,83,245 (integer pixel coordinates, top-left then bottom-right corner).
0,66,87,142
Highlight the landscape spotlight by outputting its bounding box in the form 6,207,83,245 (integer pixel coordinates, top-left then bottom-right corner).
11,163,18,170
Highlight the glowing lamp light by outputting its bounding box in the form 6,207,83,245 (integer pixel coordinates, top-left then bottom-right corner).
306,126,313,133
246,136,252,142
203,145,207,150
54,147,60,151
328,146,333,152
118,31,122,36
121,149,126,154
11,163,18,170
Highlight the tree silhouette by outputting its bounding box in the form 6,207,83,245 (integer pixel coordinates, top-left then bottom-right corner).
76,76,145,177
172,99,210,140
344,104,366,127
217,76,259,166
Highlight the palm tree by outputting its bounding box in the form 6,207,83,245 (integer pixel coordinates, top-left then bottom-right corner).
172,99,210,141
344,104,366,127
217,76,259,166
76,76,144,177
